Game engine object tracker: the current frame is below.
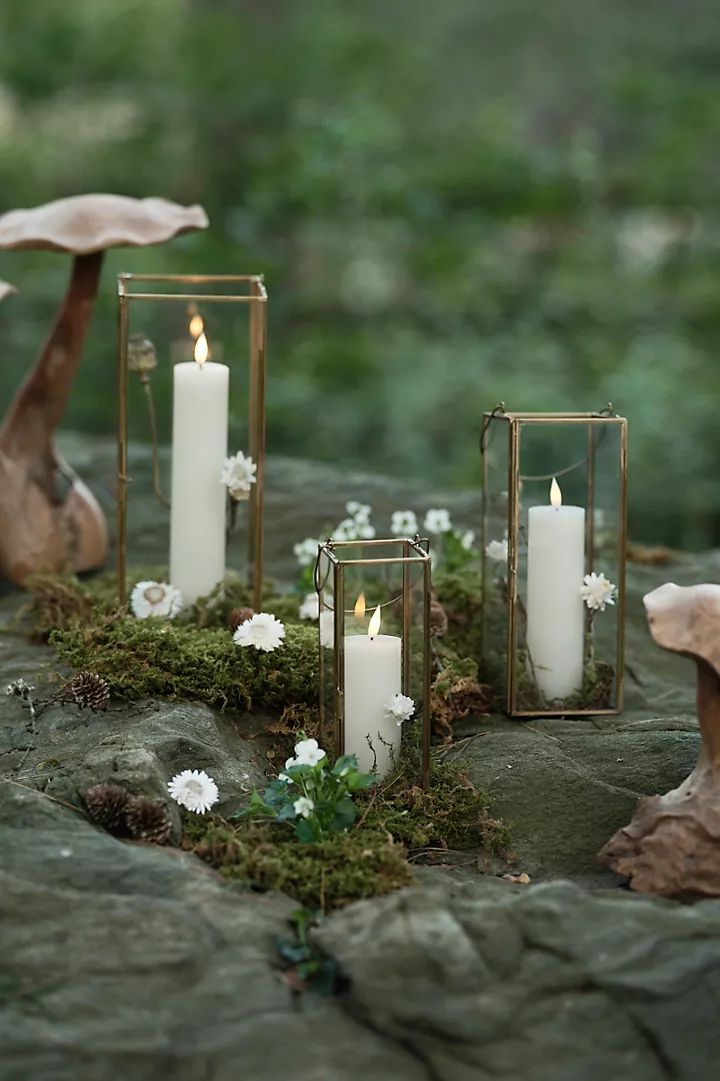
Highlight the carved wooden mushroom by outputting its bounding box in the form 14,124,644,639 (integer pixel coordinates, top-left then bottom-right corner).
599,582,720,897
0,195,208,585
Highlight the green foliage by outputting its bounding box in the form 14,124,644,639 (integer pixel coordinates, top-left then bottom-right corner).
185,757,508,911
0,2,719,545
240,741,375,842
275,909,337,995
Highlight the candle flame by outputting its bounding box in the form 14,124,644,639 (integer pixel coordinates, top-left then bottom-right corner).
194,332,209,367
367,604,381,638
354,593,366,619
189,313,204,339
550,477,562,508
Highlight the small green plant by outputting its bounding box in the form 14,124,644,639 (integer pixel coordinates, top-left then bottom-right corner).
275,908,337,995
239,734,375,842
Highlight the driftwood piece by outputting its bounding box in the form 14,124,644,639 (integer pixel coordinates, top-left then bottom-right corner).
599,582,720,897
0,195,208,586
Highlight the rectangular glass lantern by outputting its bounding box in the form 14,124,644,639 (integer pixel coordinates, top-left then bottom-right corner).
480,405,627,717
116,274,267,609
315,537,432,787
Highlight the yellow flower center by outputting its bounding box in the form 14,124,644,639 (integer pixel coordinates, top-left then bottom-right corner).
143,585,166,605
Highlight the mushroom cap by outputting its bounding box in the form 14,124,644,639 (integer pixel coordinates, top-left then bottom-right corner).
0,195,208,255
644,582,720,676
0,279,17,301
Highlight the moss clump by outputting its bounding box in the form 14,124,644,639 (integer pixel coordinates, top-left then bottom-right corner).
184,818,413,911
434,569,484,661
185,759,509,911
431,657,489,743
52,617,319,712
21,572,120,641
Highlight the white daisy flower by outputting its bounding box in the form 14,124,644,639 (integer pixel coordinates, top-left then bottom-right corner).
233,612,286,652
460,530,476,551
485,539,508,563
293,537,319,567
293,796,314,819
385,692,415,725
580,572,617,612
391,510,418,535
130,580,183,619
346,501,371,521
424,508,452,534
167,768,219,814
292,737,326,767
333,518,359,542
220,450,257,500
298,592,320,621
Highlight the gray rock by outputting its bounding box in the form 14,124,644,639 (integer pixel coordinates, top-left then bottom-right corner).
0,782,425,1081
316,875,720,1081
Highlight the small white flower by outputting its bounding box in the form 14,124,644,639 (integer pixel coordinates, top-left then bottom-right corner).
580,572,617,612
333,517,359,542
285,756,297,770
485,539,508,563
356,521,376,539
385,692,415,725
233,612,286,652
130,580,183,619
293,796,314,819
460,530,476,551
319,609,335,649
220,450,257,500
293,737,326,767
391,510,418,535
293,537,319,567
168,769,219,814
278,772,292,784
424,508,452,534
298,592,320,621
346,501,371,521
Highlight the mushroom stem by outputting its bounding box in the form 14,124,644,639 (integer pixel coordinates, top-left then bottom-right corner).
696,657,720,764
0,250,104,465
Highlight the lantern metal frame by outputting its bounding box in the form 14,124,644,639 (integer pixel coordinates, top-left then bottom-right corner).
314,536,432,788
480,404,628,718
116,273,267,608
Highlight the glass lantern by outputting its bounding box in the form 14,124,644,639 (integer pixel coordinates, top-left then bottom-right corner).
116,273,267,609
314,537,432,787
480,405,627,717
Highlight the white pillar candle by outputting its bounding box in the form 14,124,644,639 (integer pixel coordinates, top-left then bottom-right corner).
343,605,402,776
169,333,229,603
526,478,585,700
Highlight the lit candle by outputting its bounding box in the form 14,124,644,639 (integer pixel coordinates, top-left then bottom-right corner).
526,478,585,700
344,599,402,775
169,331,229,603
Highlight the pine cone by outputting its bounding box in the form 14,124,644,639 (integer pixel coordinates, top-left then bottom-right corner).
71,671,110,712
125,795,172,845
83,783,130,835
227,606,254,632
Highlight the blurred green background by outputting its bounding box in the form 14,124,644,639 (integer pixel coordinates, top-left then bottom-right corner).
0,0,719,548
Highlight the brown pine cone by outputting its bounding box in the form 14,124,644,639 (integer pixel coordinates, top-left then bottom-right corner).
125,795,172,845
83,783,130,835
71,671,110,712
227,606,254,632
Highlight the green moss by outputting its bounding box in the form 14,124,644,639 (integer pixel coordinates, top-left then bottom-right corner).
185,758,509,911
52,617,319,712
184,818,413,911
434,568,484,661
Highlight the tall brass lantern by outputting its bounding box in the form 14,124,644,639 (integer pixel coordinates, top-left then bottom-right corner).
480,405,627,718
116,273,267,609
